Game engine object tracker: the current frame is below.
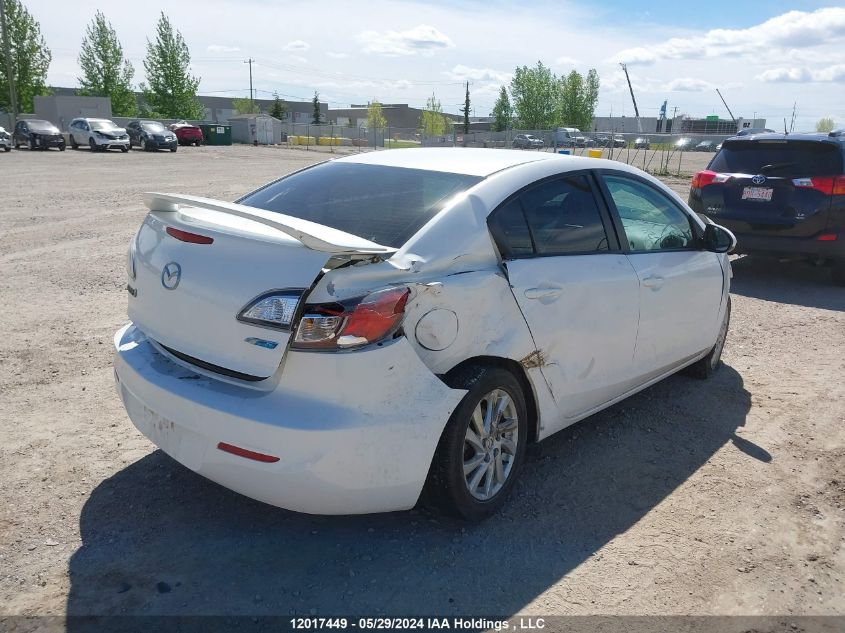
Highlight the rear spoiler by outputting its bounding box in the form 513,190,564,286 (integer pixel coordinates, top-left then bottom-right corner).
143,192,396,256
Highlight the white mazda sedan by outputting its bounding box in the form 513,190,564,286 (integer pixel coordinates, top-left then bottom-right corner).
114,148,735,520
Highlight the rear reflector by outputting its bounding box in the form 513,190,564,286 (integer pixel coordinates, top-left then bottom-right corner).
166,226,214,244
817,233,838,241
217,442,280,463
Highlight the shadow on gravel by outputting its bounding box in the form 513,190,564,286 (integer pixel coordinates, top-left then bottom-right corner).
67,365,754,622
730,255,845,311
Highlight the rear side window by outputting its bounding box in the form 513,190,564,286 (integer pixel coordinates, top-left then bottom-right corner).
710,141,843,177
489,174,610,257
239,162,483,248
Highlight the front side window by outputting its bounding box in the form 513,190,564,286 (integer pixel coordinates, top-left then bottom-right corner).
603,175,695,252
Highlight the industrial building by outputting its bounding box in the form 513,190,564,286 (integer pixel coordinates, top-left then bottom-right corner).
327,103,462,129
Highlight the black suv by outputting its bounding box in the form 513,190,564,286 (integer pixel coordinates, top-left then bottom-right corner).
689,131,845,284
13,119,66,151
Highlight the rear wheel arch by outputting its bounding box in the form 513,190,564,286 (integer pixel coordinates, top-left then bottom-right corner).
440,355,539,445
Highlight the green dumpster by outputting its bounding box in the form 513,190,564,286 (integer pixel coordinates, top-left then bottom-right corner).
199,124,232,146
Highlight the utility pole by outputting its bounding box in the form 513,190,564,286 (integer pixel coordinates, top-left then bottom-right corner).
244,58,254,111
0,0,18,129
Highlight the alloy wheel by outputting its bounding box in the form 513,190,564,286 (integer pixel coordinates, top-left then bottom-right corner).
462,388,519,501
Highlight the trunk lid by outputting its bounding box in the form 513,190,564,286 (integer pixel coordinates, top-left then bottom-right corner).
699,139,841,238
128,193,394,380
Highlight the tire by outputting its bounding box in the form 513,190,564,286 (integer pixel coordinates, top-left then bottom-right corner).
29,138,36,151
59,143,65,151
3,146,10,152
831,260,845,286
170,144,177,152
686,297,731,379
89,138,98,152
70,136,78,150
121,145,128,153
422,365,528,520
140,137,148,151
195,139,202,146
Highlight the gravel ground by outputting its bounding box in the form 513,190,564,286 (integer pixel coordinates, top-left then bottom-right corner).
0,145,843,622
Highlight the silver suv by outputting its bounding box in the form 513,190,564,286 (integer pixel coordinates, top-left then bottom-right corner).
68,118,130,152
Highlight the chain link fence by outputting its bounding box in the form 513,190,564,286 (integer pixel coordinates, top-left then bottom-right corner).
279,123,735,177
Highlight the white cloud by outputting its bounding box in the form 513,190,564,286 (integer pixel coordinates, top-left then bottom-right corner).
283,40,311,51
288,55,308,65
207,44,240,53
356,24,454,56
325,51,349,59
757,64,845,83
612,7,845,65
665,77,714,92
445,64,511,84
555,56,580,67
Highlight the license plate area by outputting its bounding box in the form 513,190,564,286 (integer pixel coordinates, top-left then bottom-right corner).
741,186,774,201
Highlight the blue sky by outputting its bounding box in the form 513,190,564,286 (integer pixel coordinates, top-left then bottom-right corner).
26,0,845,130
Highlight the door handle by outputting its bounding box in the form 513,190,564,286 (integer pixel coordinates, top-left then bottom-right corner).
641,275,664,290
524,286,564,300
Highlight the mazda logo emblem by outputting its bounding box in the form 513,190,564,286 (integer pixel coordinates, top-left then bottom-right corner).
161,262,182,290
751,175,766,185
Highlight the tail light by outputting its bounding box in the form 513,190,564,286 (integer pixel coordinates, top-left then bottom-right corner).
792,176,845,196
292,287,410,350
691,170,730,189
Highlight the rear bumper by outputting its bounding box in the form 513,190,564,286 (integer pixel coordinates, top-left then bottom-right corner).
113,323,464,514
728,230,844,259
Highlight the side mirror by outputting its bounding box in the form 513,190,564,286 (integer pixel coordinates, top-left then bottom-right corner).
703,223,736,254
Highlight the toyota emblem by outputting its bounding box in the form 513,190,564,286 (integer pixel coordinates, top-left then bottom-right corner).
751,175,766,185
161,262,182,290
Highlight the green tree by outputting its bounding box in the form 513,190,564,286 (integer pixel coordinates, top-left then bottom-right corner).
460,81,470,133
490,86,512,132
367,100,386,130
269,93,286,120
233,96,258,115
139,12,203,119
557,68,600,131
816,117,836,133
311,91,322,124
509,61,558,129
0,0,51,113
77,11,136,116
419,93,447,136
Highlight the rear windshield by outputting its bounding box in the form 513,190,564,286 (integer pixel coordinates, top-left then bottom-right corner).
238,162,483,248
710,141,843,177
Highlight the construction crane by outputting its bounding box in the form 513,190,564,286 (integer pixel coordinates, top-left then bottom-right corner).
619,63,642,133
716,88,737,127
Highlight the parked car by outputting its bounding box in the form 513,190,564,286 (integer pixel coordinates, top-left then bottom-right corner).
0,126,11,152
115,148,735,520
68,118,130,152
689,131,845,284
693,140,718,152
574,135,597,148
634,137,650,149
674,137,693,151
12,119,65,151
597,134,626,148
735,128,776,137
125,120,178,152
512,133,544,149
170,122,203,146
